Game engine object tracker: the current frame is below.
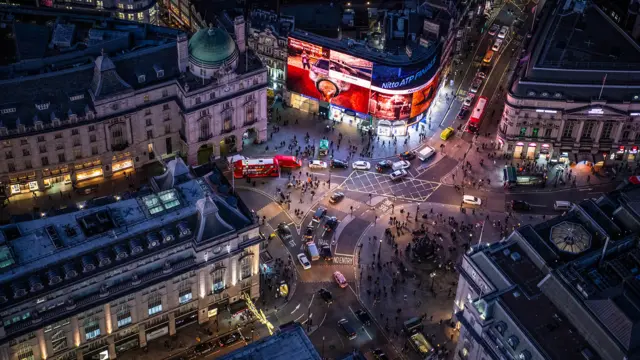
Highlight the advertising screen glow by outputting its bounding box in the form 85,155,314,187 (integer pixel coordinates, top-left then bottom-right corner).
287,36,441,121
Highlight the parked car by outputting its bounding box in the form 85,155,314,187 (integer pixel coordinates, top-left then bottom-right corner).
476,71,487,79
457,107,469,120
492,38,503,52
463,195,482,206
392,160,411,171
463,93,475,108
488,23,500,36
373,349,390,360
390,169,408,181
218,332,243,347
398,151,416,160
304,225,315,240
331,159,348,168
469,77,483,93
511,200,532,211
376,160,393,172
320,245,333,261
329,192,345,204
483,50,495,63
324,216,338,232
355,309,372,326
309,160,328,169
498,25,509,38
338,319,357,340
319,288,333,304
276,222,292,241
334,271,348,288
352,161,371,170
297,253,311,270
194,343,213,355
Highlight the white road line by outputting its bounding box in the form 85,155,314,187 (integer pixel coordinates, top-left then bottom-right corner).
291,303,301,314
309,293,315,308
363,327,373,340
295,313,305,322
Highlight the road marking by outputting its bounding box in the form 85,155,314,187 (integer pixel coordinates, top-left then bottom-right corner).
294,313,304,322
309,293,315,307
363,327,373,340
291,303,300,314
578,188,593,191
333,256,354,264
529,204,547,208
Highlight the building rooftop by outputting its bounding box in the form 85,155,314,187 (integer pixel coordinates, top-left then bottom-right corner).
510,0,640,103
248,9,295,38
499,289,597,360
280,3,342,38
217,324,322,360
0,160,254,320
491,242,547,297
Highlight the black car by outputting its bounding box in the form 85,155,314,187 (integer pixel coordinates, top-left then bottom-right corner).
277,222,292,241
329,192,345,204
304,225,315,240
319,288,333,304
338,319,357,340
331,159,348,168
511,200,532,211
218,332,243,347
457,107,469,120
398,151,416,160
320,245,332,261
372,349,389,360
376,160,393,173
355,309,371,326
324,216,338,232
194,343,213,355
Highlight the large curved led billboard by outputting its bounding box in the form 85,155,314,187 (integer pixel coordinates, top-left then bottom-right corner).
286,36,441,121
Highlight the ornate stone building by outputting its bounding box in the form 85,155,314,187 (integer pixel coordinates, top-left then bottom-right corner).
0,8,267,198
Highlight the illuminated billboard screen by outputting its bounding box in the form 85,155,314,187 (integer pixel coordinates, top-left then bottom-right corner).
369,91,412,120
410,74,439,118
370,47,441,93
287,38,370,114
287,36,441,121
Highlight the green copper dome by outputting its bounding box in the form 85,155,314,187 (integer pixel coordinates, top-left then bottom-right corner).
188,27,238,68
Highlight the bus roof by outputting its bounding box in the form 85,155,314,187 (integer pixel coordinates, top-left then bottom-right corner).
470,96,488,120
237,158,276,166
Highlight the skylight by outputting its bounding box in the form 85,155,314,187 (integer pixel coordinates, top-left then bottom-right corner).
0,246,15,269
142,189,181,215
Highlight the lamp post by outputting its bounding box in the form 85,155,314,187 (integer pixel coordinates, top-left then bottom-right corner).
430,271,437,291
322,336,325,359
378,237,382,259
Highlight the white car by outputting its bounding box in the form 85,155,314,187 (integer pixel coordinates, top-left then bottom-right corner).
392,160,410,170
498,26,509,39
463,94,475,108
463,195,482,206
352,161,371,170
492,38,503,52
297,253,311,270
390,169,408,181
309,160,328,169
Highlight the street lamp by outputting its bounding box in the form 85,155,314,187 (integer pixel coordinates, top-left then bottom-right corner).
378,237,382,259
322,336,325,359
430,271,437,291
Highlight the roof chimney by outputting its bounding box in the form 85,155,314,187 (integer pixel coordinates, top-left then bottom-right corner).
234,16,246,54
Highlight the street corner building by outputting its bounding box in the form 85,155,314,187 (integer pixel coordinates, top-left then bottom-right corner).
498,0,640,168
0,7,268,199
452,184,640,360
0,157,266,360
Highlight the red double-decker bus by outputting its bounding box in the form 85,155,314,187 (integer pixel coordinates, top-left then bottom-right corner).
233,158,280,178
273,155,302,169
467,96,488,133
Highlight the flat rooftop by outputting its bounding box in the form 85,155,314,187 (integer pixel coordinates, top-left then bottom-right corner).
217,324,321,360
500,290,597,359
492,242,546,297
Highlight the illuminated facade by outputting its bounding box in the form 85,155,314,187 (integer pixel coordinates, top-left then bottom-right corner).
47,0,160,25
0,8,267,197
0,159,263,360
498,2,640,165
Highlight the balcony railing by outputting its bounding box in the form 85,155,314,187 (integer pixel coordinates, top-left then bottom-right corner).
111,142,129,152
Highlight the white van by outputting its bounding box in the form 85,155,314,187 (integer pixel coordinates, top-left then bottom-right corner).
554,201,572,211
418,146,436,161
392,160,410,171
307,242,320,261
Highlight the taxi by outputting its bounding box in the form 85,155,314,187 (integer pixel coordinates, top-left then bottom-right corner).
440,127,455,141
333,271,348,288
483,50,495,63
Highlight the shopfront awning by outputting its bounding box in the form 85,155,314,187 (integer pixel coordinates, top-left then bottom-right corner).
229,300,247,315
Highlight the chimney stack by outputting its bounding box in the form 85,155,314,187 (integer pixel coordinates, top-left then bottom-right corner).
176,33,188,73
234,16,246,54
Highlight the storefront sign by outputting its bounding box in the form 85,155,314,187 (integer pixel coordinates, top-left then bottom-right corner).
145,326,168,341
516,142,524,146
618,146,625,153
76,168,104,181
207,308,218,318
10,184,20,194
28,181,38,191
588,108,604,115
84,348,109,360
631,146,638,154
528,143,537,147
535,109,557,113
112,159,133,172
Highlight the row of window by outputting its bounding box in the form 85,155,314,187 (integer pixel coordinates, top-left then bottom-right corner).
513,122,639,141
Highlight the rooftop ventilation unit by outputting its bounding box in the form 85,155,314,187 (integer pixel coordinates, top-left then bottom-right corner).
29,275,44,293
47,268,62,285
46,225,64,249
96,250,111,267
81,256,96,273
